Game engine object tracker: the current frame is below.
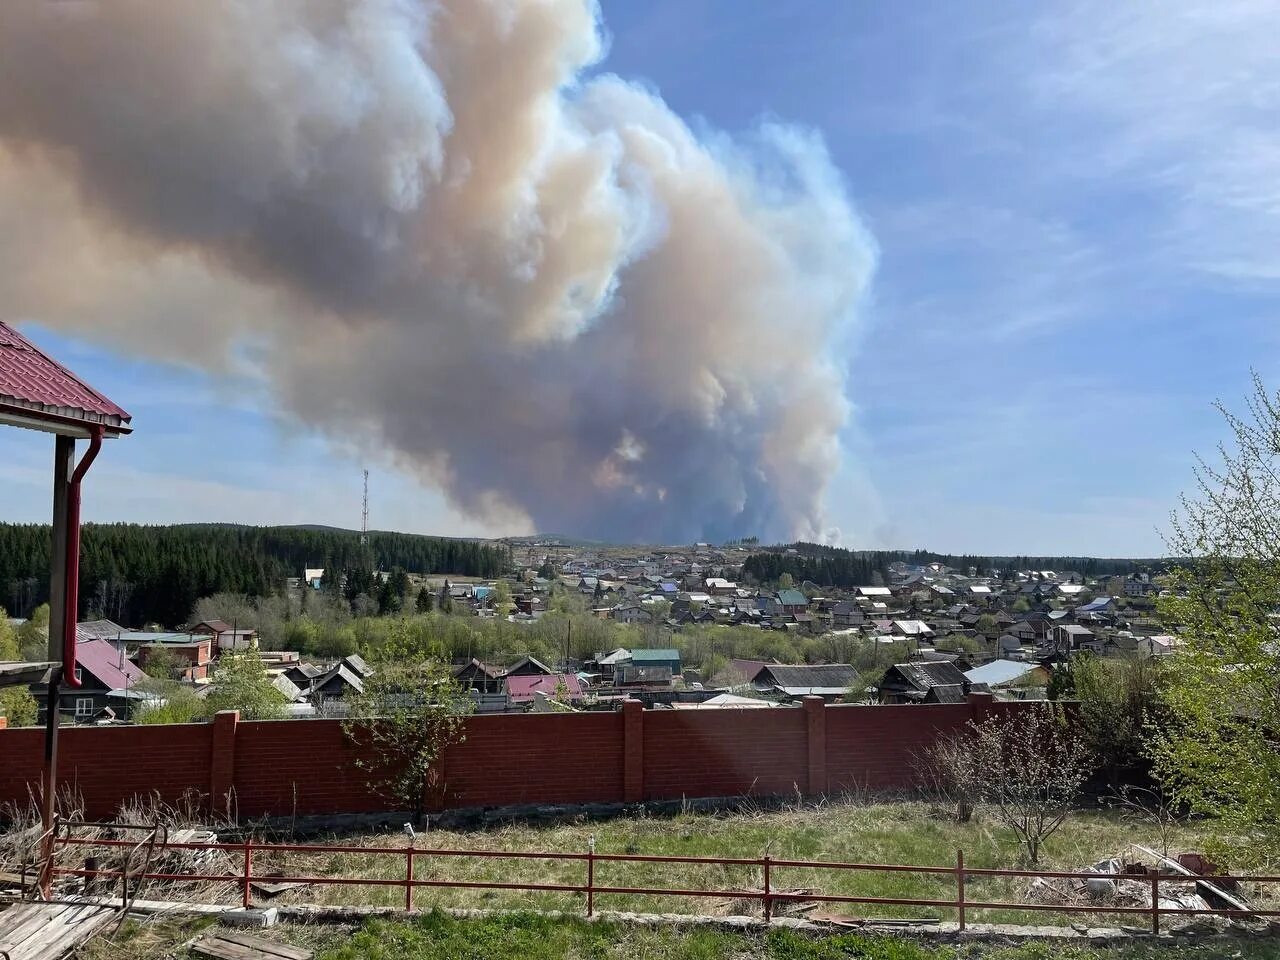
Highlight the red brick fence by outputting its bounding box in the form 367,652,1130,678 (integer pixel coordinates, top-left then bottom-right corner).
0,695,1021,820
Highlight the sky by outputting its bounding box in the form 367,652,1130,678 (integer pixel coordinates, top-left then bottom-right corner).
3,0,1278,556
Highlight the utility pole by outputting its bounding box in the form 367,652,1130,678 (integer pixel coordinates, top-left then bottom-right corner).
360,469,370,546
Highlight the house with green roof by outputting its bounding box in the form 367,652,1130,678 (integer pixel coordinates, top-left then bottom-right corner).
626,647,682,675
776,589,809,615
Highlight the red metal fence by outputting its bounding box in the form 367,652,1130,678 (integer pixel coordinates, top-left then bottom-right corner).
41,823,1280,934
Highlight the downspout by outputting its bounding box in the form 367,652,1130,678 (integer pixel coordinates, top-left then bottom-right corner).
62,425,103,689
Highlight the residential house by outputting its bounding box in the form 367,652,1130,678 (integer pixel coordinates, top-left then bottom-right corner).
1049,623,1096,654
505,655,554,677
830,600,866,628
506,673,583,706
136,636,213,682
750,663,856,701
891,620,935,641
190,619,258,652
626,648,682,675
776,589,809,616
452,658,504,693
34,638,147,722
610,603,653,625
75,619,126,643
595,648,632,681
309,662,365,703
963,660,1049,695
876,661,985,704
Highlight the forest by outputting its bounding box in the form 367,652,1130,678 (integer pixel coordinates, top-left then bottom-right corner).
0,523,511,627
740,542,1164,590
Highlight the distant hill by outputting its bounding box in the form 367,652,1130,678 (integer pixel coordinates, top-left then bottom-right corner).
0,522,511,627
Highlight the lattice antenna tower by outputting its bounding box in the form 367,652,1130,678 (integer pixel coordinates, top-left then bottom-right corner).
360,469,370,546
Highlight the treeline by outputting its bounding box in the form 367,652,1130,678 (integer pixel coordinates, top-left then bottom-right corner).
0,523,511,627
741,542,1164,590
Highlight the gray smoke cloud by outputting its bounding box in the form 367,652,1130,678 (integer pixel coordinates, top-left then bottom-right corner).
0,0,875,543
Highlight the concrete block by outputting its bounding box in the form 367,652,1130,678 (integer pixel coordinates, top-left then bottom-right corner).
220,906,278,928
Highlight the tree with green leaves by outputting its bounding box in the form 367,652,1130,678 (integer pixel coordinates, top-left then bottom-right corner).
204,649,287,720
416,586,434,614
1150,374,1280,867
1071,653,1164,790
490,580,513,617
0,686,38,727
17,604,49,660
343,621,471,824
0,607,18,660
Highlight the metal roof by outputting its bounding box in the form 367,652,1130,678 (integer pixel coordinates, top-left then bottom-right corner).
74,638,146,689
629,648,680,662
964,659,1042,687
757,663,857,689
0,322,132,436
505,673,583,702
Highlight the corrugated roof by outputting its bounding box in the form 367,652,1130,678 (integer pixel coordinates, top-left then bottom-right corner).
887,661,968,690
505,673,583,702
964,660,1041,687
629,648,680,662
758,663,857,689
777,589,809,606
0,322,131,434
75,638,146,689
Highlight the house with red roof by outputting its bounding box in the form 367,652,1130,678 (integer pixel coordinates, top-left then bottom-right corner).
504,672,583,707
32,638,147,723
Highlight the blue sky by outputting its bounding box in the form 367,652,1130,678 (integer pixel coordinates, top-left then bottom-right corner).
4,0,1277,555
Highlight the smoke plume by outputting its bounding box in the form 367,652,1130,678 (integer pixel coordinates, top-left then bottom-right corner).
0,0,874,543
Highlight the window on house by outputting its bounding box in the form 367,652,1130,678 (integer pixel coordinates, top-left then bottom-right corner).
74,667,83,684
74,698,94,718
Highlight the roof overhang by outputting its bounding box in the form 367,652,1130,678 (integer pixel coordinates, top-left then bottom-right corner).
0,401,130,438
0,660,58,688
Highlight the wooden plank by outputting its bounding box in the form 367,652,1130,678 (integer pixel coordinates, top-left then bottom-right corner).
0,902,114,960
191,933,313,960
214,931,313,960
190,938,262,960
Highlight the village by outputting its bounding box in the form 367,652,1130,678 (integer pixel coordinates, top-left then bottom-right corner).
4,541,1171,726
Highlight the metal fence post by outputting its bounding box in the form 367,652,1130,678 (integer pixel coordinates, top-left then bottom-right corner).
241,837,253,909
406,844,415,912
587,835,596,917
1150,872,1160,935
956,849,966,932
763,855,772,922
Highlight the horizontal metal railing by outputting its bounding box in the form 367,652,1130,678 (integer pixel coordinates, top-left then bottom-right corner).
41,824,1280,934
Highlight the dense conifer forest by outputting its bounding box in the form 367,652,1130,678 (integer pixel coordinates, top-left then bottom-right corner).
740,542,1162,589
0,523,510,626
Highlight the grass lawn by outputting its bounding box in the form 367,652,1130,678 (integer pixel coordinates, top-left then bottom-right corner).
84,911,1280,960
222,798,1243,927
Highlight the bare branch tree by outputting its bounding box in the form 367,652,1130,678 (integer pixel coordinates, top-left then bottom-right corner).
932,705,1093,863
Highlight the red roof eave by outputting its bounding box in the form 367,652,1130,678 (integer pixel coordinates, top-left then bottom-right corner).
0,322,132,438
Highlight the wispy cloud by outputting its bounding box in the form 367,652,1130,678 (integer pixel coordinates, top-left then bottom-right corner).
1029,0,1280,284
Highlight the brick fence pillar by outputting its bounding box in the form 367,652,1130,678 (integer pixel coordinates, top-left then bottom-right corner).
622,699,644,803
0,717,7,731
210,710,239,818
803,696,826,796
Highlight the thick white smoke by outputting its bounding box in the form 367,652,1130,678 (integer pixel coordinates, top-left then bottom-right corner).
0,0,875,542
